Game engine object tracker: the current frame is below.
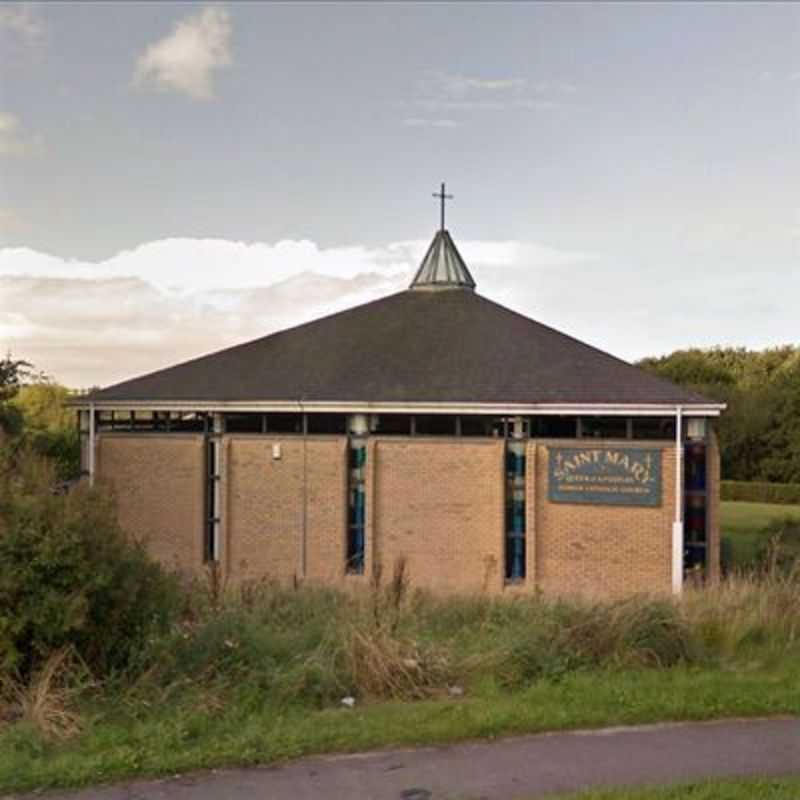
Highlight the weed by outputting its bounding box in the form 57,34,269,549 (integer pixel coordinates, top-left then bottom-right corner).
1,648,91,740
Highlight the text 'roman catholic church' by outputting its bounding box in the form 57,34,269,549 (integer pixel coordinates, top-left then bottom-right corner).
74,187,724,597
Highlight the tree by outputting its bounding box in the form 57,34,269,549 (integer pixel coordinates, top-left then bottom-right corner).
0,354,33,436
638,346,800,483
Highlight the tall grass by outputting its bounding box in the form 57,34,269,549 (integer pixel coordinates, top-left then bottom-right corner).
683,567,800,656
3,566,799,741
122,565,800,710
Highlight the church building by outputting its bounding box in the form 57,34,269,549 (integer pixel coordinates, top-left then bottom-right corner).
75,194,724,597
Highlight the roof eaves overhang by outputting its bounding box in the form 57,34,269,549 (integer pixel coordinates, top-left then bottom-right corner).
66,399,727,416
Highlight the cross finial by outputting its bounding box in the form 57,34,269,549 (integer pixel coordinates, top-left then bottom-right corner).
432,182,453,231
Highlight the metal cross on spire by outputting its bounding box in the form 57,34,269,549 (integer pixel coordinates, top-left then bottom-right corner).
432,182,453,231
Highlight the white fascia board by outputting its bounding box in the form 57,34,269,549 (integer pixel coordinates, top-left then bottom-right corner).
68,399,725,416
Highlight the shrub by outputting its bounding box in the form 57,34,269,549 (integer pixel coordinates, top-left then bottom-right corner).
721,480,800,505
499,597,695,688
27,428,80,482
0,480,181,680
140,582,349,708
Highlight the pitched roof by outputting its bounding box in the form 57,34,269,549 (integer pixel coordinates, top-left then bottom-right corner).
88,288,712,407
409,230,476,290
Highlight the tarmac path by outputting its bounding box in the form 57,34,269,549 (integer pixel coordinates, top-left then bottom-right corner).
12,717,800,800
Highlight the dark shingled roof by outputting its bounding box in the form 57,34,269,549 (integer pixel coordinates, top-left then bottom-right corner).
90,288,711,406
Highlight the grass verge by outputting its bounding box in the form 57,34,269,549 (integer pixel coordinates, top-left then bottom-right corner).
549,776,800,799
2,662,799,793
2,570,800,794
721,500,800,567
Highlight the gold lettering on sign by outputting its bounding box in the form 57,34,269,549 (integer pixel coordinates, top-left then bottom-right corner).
550,446,661,507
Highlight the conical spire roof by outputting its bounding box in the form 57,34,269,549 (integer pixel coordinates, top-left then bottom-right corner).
409,229,476,291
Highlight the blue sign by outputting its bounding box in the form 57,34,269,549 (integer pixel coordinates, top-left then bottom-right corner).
549,447,662,507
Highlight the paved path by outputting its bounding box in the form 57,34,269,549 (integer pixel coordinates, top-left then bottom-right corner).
14,718,800,800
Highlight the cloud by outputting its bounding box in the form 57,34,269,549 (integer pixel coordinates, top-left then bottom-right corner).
0,235,596,387
133,5,232,100
406,72,577,121
435,74,528,95
0,112,43,157
4,235,796,392
0,4,43,47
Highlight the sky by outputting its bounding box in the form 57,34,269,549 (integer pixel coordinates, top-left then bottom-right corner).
1,2,799,388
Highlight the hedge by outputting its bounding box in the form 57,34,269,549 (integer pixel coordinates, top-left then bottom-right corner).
722,480,800,505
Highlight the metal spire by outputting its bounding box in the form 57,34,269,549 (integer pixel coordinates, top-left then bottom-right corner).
432,182,453,231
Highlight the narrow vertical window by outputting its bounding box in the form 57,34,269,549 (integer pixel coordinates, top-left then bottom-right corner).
505,418,527,581
347,415,368,573
205,435,220,562
684,418,708,576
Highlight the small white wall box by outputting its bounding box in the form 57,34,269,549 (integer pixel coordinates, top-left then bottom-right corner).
272,443,281,460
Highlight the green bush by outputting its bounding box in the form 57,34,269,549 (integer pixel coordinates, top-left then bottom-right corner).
500,598,695,688
0,482,181,680
140,584,348,708
721,480,800,505
27,429,80,482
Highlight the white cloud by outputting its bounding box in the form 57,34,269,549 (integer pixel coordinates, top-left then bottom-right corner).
0,4,43,47
436,74,528,94
6,233,795,391
0,235,596,387
408,72,577,120
133,6,232,100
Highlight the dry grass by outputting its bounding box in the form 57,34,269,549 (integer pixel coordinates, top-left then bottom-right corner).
682,566,800,656
0,648,90,740
341,625,452,700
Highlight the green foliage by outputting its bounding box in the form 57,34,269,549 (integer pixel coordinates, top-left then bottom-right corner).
11,384,73,432
0,355,33,406
638,346,800,483
559,776,800,800
722,480,800,505
0,354,33,437
0,468,180,679
141,584,347,708
3,575,800,793
500,599,695,687
11,384,80,481
0,357,80,480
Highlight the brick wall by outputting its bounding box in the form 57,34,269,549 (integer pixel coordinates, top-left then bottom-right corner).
372,438,505,594
96,434,205,577
531,441,676,598
95,430,720,598
225,436,347,585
